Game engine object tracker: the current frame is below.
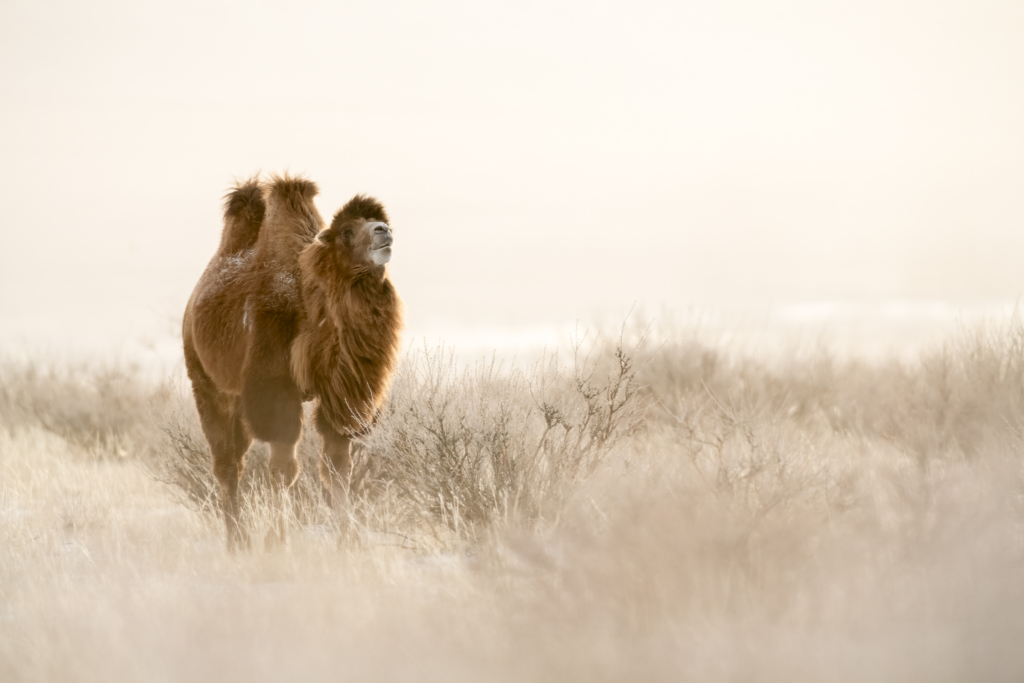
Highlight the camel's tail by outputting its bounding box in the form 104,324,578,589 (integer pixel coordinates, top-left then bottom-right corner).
219,176,265,253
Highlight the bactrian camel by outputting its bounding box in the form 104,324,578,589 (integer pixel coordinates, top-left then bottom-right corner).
182,173,402,550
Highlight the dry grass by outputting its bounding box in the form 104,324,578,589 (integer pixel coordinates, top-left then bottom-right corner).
2,321,1023,682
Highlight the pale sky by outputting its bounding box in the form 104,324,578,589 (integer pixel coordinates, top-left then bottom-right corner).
2,0,1023,359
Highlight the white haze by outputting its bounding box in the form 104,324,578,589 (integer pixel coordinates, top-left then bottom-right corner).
1,0,1023,364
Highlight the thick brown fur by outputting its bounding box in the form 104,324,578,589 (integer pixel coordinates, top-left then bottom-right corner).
292,194,402,435
182,174,403,549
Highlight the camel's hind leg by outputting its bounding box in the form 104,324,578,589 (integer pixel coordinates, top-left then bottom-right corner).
211,406,252,552
184,346,253,551
266,441,300,549
203,404,252,551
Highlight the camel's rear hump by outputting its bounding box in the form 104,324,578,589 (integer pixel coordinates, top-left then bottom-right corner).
218,177,265,254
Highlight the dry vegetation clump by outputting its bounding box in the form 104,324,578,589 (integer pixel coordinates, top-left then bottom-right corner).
0,359,171,458
361,339,643,538
2,319,1024,681
642,314,1024,468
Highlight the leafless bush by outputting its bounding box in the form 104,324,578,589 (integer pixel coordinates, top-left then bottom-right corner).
361,334,644,538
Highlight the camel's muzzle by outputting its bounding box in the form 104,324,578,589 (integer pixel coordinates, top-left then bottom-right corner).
369,222,393,251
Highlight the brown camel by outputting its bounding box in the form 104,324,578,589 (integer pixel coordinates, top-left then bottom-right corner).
182,173,403,550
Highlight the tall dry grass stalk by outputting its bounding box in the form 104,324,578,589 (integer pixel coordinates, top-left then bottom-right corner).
1,320,1023,681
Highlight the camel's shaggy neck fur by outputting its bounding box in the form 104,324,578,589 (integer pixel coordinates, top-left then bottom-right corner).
292,197,403,435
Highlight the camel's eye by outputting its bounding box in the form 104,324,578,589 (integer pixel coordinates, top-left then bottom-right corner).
342,230,353,246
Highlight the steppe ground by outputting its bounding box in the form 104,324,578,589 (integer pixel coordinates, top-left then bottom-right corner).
2,320,1024,682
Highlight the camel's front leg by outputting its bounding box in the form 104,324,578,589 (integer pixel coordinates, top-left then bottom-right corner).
317,428,356,538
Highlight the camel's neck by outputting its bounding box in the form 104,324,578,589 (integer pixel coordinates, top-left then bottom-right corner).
323,273,401,353
292,263,403,433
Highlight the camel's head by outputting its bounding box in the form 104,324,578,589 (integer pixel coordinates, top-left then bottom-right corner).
314,195,393,271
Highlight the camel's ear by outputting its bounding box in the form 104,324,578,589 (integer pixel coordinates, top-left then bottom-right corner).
318,230,335,244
